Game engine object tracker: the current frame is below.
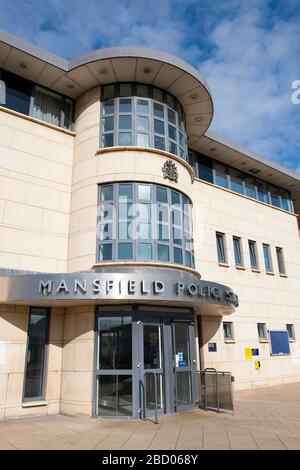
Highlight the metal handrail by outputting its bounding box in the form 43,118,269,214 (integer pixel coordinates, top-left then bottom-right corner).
197,368,234,414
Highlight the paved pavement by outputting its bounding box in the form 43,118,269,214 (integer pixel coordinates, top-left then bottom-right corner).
0,383,300,450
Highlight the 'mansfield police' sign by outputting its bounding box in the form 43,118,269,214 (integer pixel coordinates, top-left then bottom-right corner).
37,273,238,307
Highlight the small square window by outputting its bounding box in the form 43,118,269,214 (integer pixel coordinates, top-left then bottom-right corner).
99,243,112,261
137,115,149,131
100,185,113,202
137,99,149,113
154,119,165,135
156,187,168,203
137,133,150,147
223,322,234,341
119,98,132,113
119,184,133,200
138,243,152,260
137,184,151,201
118,132,132,146
102,116,114,131
118,242,132,260
157,244,169,262
119,115,132,129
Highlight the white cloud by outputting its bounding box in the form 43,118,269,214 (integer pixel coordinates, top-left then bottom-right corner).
0,0,299,171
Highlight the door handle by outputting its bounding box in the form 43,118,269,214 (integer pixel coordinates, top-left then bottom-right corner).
137,362,141,368
193,360,197,364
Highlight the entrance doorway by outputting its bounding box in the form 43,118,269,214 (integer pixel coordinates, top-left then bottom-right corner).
94,306,197,418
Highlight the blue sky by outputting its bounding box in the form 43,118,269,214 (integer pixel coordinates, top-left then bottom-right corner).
0,0,300,172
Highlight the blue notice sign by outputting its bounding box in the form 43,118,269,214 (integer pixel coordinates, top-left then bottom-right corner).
208,342,217,352
179,360,188,367
252,348,259,356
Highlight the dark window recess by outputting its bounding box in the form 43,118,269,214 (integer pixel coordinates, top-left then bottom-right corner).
197,155,214,183
2,70,31,115
23,308,49,400
1,69,74,130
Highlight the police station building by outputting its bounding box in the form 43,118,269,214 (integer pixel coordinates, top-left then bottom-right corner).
0,30,300,419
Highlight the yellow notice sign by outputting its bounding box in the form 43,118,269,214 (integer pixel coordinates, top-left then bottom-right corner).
244,348,253,360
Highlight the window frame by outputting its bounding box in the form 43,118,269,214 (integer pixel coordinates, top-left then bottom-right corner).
97,182,194,268
0,69,74,130
22,307,50,402
248,240,259,270
276,246,286,276
257,323,268,342
262,243,273,273
223,321,234,342
216,232,227,264
188,151,294,214
286,324,296,341
233,236,244,267
100,82,187,160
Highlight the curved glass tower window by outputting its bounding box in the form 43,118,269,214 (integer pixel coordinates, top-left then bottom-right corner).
100,83,187,160
97,182,194,268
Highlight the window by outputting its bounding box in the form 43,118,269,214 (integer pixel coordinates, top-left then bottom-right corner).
223,322,234,341
23,308,49,401
263,244,273,272
276,247,286,275
286,324,295,341
230,169,244,195
1,69,74,130
197,155,214,183
186,151,294,214
100,83,187,159
97,183,194,267
257,323,268,341
216,232,227,264
248,240,259,270
233,236,243,266
214,163,228,188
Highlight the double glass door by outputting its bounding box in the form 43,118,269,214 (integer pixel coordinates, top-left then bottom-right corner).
94,307,197,418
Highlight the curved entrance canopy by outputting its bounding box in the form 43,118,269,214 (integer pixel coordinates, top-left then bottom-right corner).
0,267,238,315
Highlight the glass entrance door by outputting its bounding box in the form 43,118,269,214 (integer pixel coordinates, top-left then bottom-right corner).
172,321,196,411
140,322,165,416
95,307,197,418
95,314,133,417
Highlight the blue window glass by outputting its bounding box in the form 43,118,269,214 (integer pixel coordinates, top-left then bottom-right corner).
138,243,152,260
216,233,226,263
118,243,133,260
249,241,258,269
119,184,133,200
156,186,168,203
168,124,176,141
119,98,132,112
154,135,165,150
215,163,228,188
245,180,257,199
102,133,113,147
3,70,31,115
270,187,281,208
158,244,169,262
154,119,164,134
102,116,114,131
280,191,291,212
100,185,113,201
119,115,132,129
230,171,244,194
99,244,112,261
263,244,272,272
118,132,132,145
197,157,214,183
233,237,243,266
257,182,268,203
174,247,183,264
